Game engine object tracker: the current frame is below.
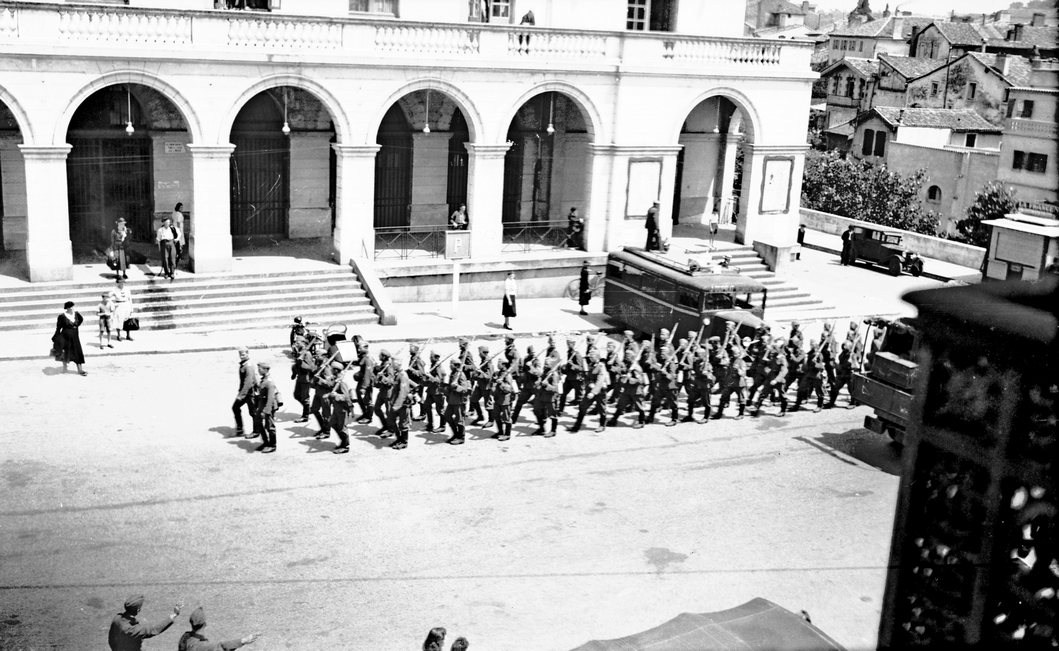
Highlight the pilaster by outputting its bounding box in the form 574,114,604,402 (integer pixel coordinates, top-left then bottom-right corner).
465,143,510,259
735,143,809,247
717,133,743,227
20,145,73,282
188,144,235,273
332,144,380,265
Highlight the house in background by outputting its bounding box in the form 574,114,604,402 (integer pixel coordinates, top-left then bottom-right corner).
826,14,937,64
849,107,1002,234
872,53,948,107
911,20,1059,60
903,52,1032,124
818,57,878,130
998,58,1059,206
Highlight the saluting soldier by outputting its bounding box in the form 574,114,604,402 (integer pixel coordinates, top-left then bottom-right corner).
559,337,586,412
491,359,519,441
424,351,448,433
354,342,375,424
512,345,542,423
827,341,855,409
470,345,495,428
685,345,714,423
792,339,826,413
389,358,412,449
310,342,335,441
568,349,610,433
372,349,396,437
444,359,472,445
532,360,563,437
327,360,354,454
752,338,789,417
715,340,748,420
647,344,680,426
291,338,316,423
407,344,428,421
608,348,647,429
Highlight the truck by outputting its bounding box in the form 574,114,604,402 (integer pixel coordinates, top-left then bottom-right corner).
850,317,920,445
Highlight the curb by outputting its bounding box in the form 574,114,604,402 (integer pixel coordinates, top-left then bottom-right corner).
800,242,955,283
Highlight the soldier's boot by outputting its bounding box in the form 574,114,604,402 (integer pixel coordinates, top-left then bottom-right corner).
471,404,484,425
532,417,546,436
734,404,745,420
667,409,679,426
545,418,557,438
632,410,646,429
568,411,584,433
778,397,788,417
646,407,657,425
497,423,510,441
699,403,711,423
594,417,607,433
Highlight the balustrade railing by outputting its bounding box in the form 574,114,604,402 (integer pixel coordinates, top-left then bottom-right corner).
1006,118,1058,137
57,9,191,44
374,225,447,261
375,25,479,55
502,220,574,253
228,17,342,49
507,28,607,59
0,7,17,39
663,37,782,66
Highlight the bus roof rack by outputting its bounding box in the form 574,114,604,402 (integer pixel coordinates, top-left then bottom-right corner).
611,248,766,293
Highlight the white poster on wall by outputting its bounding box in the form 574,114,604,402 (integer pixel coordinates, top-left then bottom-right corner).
625,159,662,219
760,157,794,214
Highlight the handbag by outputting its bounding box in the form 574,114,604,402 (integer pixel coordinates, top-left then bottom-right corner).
105,247,118,271
123,317,140,332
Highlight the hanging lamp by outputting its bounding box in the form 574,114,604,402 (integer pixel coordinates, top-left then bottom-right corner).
125,86,135,136
713,97,721,134
546,93,555,135
423,90,431,134
281,89,291,136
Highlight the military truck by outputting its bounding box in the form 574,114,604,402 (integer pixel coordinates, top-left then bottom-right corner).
850,317,920,445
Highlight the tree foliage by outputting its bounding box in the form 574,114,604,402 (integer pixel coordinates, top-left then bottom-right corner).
801,150,940,235
954,182,1018,247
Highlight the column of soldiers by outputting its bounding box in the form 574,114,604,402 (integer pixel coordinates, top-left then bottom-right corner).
271,319,866,453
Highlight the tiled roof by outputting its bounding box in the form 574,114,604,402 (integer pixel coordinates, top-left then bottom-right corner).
932,21,1002,45
879,54,947,79
832,15,935,38
987,25,1059,50
820,56,879,78
832,17,890,37
872,107,1002,131
967,51,1033,87
768,0,807,16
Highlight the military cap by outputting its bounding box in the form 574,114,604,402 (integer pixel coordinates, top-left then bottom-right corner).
526,345,536,353
430,351,441,359
189,607,206,628
409,344,420,354
478,345,489,353
458,336,469,345
707,336,720,343
124,595,145,612
391,358,404,370
331,361,344,370
504,334,516,342
293,316,302,324
623,330,635,338
379,349,391,358
257,361,271,371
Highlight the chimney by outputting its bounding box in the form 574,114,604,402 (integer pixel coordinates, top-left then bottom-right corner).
996,52,1011,76
892,15,904,40
1011,23,1025,41
757,0,769,28
802,1,811,12
1032,12,1045,27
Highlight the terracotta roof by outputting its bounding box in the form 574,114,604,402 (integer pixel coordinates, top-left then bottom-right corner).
966,51,1033,87
879,54,947,79
987,25,1059,50
820,56,879,78
931,21,1003,45
871,107,1002,132
832,15,935,38
767,0,806,16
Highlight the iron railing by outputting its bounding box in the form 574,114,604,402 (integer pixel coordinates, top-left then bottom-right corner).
502,220,574,253
374,225,446,260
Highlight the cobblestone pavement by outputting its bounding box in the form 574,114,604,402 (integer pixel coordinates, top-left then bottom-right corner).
0,336,900,651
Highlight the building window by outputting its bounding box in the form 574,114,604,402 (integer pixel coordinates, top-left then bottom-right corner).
627,0,647,30
859,78,866,98
831,76,840,94
967,82,977,99
927,186,942,202
1013,150,1025,169
1021,100,1035,118
350,0,398,13
931,82,939,96
859,40,864,52
965,133,977,147
846,77,855,97
1011,150,1046,172
862,128,875,156
873,131,887,157
1006,100,1015,118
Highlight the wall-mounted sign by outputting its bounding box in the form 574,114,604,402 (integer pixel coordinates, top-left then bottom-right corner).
625,159,662,219
157,180,180,190
164,142,185,154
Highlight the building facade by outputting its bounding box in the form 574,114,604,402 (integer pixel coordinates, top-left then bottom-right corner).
997,58,1059,205
0,0,815,282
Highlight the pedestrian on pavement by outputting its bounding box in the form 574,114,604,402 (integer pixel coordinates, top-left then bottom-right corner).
109,278,135,342
52,300,87,375
97,292,114,349
708,210,719,247
108,595,182,651
232,347,260,438
157,216,178,280
645,201,660,251
502,271,517,330
423,627,447,651
255,361,279,453
840,225,854,266
110,218,131,280
177,606,257,651
171,203,186,263
578,261,591,316
796,223,806,260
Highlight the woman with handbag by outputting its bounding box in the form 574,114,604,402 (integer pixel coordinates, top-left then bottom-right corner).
109,278,136,342
53,301,87,375
110,218,131,280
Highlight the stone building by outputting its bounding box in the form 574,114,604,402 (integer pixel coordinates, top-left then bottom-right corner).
997,58,1059,205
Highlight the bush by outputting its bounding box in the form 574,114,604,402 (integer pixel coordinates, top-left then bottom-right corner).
954,182,1018,248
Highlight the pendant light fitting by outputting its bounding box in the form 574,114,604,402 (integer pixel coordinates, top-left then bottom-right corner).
546,92,555,135
281,89,291,136
125,86,135,136
423,90,431,134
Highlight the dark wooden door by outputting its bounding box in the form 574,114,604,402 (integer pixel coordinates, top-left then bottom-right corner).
374,105,412,229
67,137,153,248
502,137,524,223
230,134,290,238
447,111,469,218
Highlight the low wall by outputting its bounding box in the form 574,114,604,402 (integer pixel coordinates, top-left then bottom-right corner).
799,208,986,269
377,254,608,304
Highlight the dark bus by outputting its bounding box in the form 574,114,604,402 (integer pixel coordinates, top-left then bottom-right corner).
603,247,768,338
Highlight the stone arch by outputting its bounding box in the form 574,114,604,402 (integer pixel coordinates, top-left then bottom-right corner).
671,87,763,145
0,84,34,145
222,74,350,144
368,78,484,145
54,70,203,145
501,81,605,144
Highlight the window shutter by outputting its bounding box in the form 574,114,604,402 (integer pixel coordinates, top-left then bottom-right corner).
874,131,887,157
862,129,875,156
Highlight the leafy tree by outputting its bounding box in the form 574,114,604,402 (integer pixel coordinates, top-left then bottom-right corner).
954,182,1018,247
801,150,940,235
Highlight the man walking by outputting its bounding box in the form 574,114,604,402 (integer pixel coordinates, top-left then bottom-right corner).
156,216,178,280
568,349,610,433
444,359,472,445
389,357,412,450
255,361,279,453
232,347,260,439
177,606,257,651
108,595,182,651
645,201,660,251
328,360,353,454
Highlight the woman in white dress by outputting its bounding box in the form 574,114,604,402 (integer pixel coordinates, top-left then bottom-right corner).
501,271,517,330
109,278,135,342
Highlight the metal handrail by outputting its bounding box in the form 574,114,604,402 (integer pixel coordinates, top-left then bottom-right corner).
374,225,447,260
501,219,572,253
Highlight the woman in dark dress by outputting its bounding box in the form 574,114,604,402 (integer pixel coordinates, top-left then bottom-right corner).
53,301,87,375
578,260,591,316
110,218,130,280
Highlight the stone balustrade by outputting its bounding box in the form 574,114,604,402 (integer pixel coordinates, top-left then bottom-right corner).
1006,118,1058,137
0,2,812,74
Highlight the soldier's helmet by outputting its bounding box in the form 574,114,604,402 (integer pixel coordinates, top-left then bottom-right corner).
741,336,752,348
588,350,600,362
430,351,441,360
842,341,853,351
677,338,688,348
567,338,576,347
526,345,536,355
410,344,420,354
331,361,344,370
607,341,618,350
659,328,670,339
293,316,302,324
450,359,461,368
478,345,489,354
707,336,721,344
379,349,391,359
773,337,786,349
458,336,469,347
391,358,404,371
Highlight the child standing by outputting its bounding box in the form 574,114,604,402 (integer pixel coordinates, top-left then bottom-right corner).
96,292,114,349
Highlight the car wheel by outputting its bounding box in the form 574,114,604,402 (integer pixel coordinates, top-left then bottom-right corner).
887,257,902,277
910,260,923,277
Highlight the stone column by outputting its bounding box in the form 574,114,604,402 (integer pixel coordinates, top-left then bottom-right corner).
735,143,809,247
188,145,235,273
20,145,73,282
465,143,510,259
716,133,742,227
586,145,616,252
332,144,380,265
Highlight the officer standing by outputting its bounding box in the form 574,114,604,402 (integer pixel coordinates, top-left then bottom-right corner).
444,359,472,445
491,359,518,441
568,349,610,433
389,357,411,449
255,361,279,453
608,348,647,429
108,596,182,651
327,360,353,453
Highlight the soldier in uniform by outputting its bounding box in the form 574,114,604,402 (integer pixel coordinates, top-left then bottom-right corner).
457,336,476,368
820,322,837,389
751,338,789,417
424,351,448,433
559,337,585,412
354,342,375,424
784,332,806,393
707,336,725,392
792,339,826,412
407,345,428,421
568,349,610,433
310,342,335,440
108,596,182,651
255,361,279,453
827,340,855,409
544,335,562,365
444,359,472,445
685,344,714,423
608,348,647,429
371,349,396,436
469,345,495,428
327,360,353,453
232,347,260,439
512,345,542,423
604,340,622,404
389,357,411,449
491,359,518,441
503,333,522,371
745,332,772,405
647,344,680,426
532,360,563,437
176,606,257,651
291,338,315,423
714,340,747,419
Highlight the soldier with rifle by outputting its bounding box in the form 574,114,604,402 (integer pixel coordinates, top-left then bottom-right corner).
512,345,542,423
470,345,496,428
784,331,805,393
291,337,316,424
604,340,622,404
608,347,647,429
388,357,412,449
327,359,355,454
826,340,855,409
559,337,586,412
647,343,680,426
792,339,826,413
354,342,375,425
568,349,610,433
744,332,772,405
751,338,789,417
424,351,450,433
685,344,714,423
310,342,336,441
491,359,519,441
503,333,522,372
820,321,837,391
371,349,397,437
444,358,472,445
532,359,563,437
407,344,428,421
715,338,748,420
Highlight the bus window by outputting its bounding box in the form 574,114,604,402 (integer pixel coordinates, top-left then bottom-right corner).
607,261,624,280
677,289,701,310
655,278,677,305
735,292,754,309
704,292,734,310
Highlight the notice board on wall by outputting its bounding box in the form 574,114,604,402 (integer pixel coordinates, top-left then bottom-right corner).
625,159,662,219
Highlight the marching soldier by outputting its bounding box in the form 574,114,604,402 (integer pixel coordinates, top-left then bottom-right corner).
254,361,279,453
424,351,448,433
503,333,522,372
568,349,610,433
457,336,476,368
291,337,315,423
751,338,788,417
444,359,472,445
470,345,495,428
827,340,855,409
788,321,804,349
714,339,747,420
407,344,428,421
310,343,335,441
745,333,772,405
559,337,586,412
685,345,714,423
647,344,680,426
792,339,826,412
820,322,837,389
532,360,563,437
784,332,805,393
389,358,412,449
512,345,542,423
354,342,375,425
491,359,519,441
604,340,622,404
544,335,562,365
372,349,396,437
608,348,647,429
327,360,354,454
707,336,725,391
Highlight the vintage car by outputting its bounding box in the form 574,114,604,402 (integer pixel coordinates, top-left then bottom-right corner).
850,226,924,277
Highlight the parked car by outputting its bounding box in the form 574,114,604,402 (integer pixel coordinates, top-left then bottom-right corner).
850,226,924,277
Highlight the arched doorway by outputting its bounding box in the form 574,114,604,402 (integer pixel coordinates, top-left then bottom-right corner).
228,86,336,247
65,84,183,252
502,92,592,225
0,99,26,255
673,95,753,229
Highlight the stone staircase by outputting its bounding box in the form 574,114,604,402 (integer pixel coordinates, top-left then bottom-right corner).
681,242,834,317
0,268,380,334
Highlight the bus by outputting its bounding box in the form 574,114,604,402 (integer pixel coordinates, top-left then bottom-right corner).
603,247,768,339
